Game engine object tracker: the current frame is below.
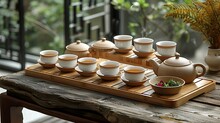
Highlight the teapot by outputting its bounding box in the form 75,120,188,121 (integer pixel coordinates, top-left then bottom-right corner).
89,38,115,58
150,54,206,83
90,38,115,51
65,40,91,58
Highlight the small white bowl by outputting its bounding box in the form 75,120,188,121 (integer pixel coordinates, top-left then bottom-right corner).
156,41,176,56
78,57,97,72
121,74,147,86
123,66,145,82
99,61,120,76
58,54,78,68
40,50,58,64
134,38,154,52
114,35,133,49
97,70,120,81
75,66,97,77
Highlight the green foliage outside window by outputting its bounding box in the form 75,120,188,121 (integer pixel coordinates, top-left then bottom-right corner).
111,0,198,41
0,0,18,43
1,0,204,57
25,0,64,54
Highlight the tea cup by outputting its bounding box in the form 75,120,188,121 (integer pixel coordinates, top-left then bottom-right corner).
114,35,133,49
156,41,176,56
78,57,97,72
134,38,154,52
58,54,78,68
99,60,120,76
40,50,58,64
123,66,145,82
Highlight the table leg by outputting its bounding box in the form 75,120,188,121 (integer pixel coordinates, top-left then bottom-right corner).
11,107,23,123
1,93,23,123
0,92,109,123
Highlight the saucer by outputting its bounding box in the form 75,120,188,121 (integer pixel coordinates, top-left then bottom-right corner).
121,74,147,87
56,63,75,73
133,49,155,58
75,66,96,77
96,70,120,81
114,46,133,54
155,52,179,61
38,59,55,68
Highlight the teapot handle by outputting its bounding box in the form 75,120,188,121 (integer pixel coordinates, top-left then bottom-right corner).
194,64,206,77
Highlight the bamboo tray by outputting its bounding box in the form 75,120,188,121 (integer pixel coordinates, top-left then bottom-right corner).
25,60,216,108
90,49,159,68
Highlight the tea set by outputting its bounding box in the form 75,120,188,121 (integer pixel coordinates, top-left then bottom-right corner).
38,50,148,85
38,35,207,95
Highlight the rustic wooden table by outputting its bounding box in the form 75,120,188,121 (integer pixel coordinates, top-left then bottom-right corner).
0,71,220,123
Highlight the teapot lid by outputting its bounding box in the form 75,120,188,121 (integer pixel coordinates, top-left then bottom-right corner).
92,38,115,49
66,40,89,52
164,54,191,67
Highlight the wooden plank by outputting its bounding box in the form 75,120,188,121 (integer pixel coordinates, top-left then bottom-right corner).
1,72,220,123
192,84,220,106
92,51,155,68
124,85,148,92
98,80,122,87
135,86,152,94
25,62,216,108
205,71,220,84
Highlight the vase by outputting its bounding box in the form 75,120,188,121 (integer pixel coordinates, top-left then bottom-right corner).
205,48,220,71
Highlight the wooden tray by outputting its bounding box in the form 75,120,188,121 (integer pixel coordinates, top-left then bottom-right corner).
90,50,159,68
25,61,216,108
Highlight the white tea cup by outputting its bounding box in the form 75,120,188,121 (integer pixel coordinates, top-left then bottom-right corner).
114,35,133,49
156,41,176,56
134,38,154,52
99,61,120,76
123,66,145,82
78,57,97,72
40,50,58,64
58,54,78,68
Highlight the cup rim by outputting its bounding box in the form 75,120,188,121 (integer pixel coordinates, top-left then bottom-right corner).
134,38,154,45
58,54,78,61
99,61,120,68
124,66,145,74
78,57,97,64
40,50,58,57
114,35,133,41
156,41,176,48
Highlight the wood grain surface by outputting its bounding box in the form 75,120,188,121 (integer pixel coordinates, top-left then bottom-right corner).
0,72,220,123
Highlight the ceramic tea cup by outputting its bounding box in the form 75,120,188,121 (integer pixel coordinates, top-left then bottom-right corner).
99,61,120,76
123,66,145,82
58,54,78,68
114,35,133,49
40,50,58,64
78,57,97,72
134,38,154,52
156,41,176,56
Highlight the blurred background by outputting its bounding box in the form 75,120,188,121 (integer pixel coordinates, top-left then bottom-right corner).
0,0,208,122
0,0,207,71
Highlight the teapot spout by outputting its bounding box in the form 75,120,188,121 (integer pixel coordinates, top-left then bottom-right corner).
149,59,160,76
